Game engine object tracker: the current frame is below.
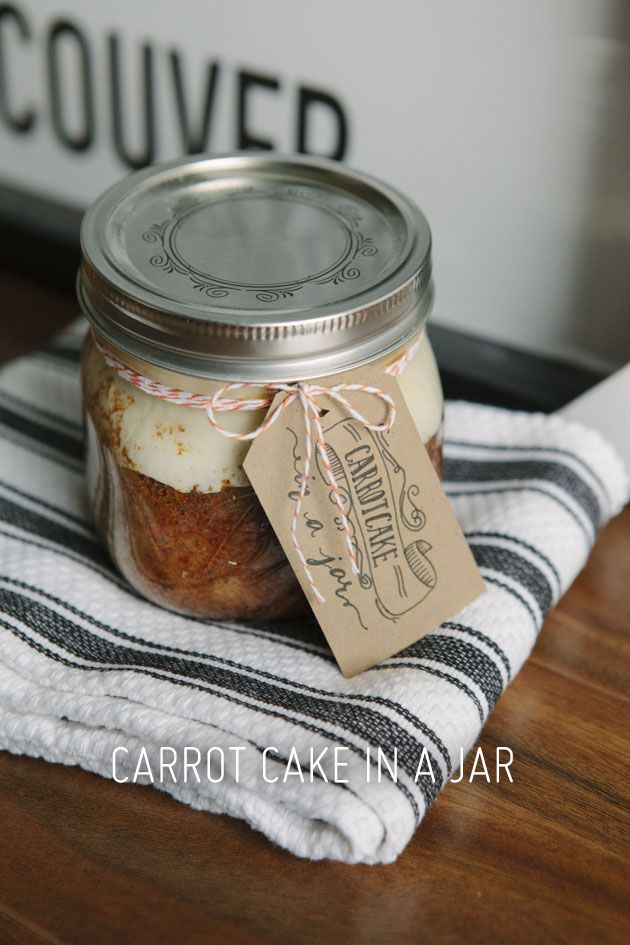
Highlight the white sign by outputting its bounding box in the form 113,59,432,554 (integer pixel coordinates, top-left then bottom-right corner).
0,0,627,369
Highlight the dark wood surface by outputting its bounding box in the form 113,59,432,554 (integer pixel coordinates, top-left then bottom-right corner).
0,272,628,945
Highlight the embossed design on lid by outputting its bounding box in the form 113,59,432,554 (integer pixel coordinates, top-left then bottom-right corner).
141,192,378,303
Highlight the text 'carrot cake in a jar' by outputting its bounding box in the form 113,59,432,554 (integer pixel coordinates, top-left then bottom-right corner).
78,153,443,621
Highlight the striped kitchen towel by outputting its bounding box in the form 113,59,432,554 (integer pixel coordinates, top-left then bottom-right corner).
0,322,627,864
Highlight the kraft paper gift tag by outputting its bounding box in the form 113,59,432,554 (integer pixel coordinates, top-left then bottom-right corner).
244,367,485,676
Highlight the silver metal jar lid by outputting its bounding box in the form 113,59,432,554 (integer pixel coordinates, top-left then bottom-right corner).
78,153,433,382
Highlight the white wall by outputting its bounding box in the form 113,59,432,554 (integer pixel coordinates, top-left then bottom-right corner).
0,0,628,369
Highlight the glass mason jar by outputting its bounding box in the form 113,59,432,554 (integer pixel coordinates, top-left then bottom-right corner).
78,154,443,621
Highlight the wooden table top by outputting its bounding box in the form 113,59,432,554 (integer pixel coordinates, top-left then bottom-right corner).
0,270,628,945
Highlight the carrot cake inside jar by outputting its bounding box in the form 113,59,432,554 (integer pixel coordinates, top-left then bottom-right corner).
78,153,443,620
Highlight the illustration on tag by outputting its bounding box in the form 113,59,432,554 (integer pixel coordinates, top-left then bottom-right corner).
314,418,437,622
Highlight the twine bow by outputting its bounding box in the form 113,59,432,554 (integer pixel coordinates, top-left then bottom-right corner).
95,337,420,603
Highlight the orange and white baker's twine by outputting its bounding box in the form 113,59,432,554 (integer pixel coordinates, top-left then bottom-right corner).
94,335,421,604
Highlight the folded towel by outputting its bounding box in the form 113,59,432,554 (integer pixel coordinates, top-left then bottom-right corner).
0,323,626,864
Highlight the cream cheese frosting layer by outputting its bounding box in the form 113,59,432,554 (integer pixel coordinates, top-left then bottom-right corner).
83,334,443,494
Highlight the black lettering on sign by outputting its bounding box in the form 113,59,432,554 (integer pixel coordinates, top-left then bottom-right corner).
47,19,94,152
237,69,280,151
297,85,348,161
0,2,35,133
109,33,155,170
169,50,220,154
0,11,352,167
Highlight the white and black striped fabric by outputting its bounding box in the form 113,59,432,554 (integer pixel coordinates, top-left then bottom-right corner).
0,323,627,863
